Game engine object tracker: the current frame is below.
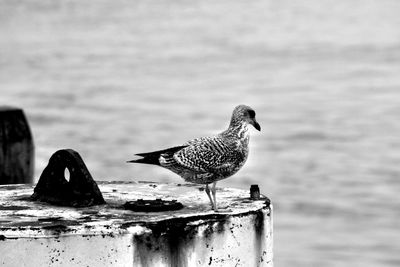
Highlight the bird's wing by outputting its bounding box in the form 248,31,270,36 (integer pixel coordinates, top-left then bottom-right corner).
172,136,242,174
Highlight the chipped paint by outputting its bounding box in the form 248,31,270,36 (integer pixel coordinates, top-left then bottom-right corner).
0,181,273,266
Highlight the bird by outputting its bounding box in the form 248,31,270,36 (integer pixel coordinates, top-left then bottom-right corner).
127,105,261,211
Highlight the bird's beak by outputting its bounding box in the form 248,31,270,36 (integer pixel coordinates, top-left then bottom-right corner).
251,119,261,131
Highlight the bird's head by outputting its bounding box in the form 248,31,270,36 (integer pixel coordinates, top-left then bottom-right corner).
231,105,261,131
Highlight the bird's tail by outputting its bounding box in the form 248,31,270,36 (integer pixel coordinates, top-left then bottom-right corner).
127,145,187,165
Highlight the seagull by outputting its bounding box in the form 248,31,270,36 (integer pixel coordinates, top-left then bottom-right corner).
127,105,261,211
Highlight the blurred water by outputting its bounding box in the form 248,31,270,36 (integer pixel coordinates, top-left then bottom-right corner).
1,0,400,266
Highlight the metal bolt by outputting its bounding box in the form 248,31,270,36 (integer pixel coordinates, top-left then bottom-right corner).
250,184,260,200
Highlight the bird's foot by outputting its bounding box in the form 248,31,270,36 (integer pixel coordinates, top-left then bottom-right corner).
211,205,232,213
213,208,232,213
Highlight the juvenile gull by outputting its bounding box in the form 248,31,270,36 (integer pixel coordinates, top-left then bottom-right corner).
127,105,261,211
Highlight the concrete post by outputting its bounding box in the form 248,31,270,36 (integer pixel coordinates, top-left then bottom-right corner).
0,182,273,266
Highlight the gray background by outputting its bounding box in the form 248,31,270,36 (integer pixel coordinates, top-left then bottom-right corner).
1,0,400,266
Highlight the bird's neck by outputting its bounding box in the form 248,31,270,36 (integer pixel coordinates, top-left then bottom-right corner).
226,121,249,140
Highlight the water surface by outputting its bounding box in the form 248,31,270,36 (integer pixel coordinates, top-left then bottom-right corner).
1,1,400,266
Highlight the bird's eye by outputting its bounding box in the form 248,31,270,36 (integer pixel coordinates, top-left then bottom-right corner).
248,110,255,118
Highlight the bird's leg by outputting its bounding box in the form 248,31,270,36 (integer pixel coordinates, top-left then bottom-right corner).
211,182,218,211
205,184,214,210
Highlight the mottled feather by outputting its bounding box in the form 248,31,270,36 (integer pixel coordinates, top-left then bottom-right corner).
129,105,260,184
128,105,261,210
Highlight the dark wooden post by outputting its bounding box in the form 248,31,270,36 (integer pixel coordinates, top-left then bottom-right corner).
0,106,34,184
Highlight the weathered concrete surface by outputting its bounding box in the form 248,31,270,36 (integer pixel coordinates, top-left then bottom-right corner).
0,181,273,267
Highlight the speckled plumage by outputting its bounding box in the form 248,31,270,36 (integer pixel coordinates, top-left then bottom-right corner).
128,105,261,211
